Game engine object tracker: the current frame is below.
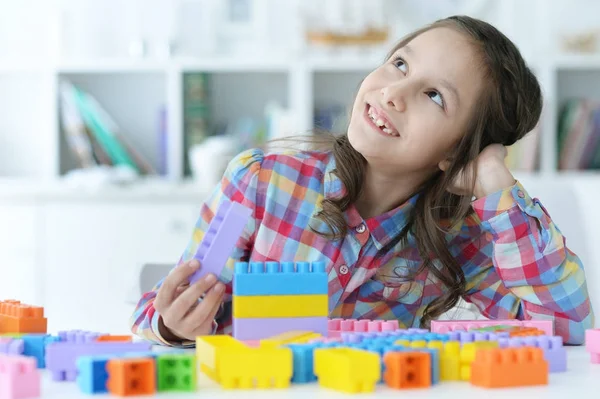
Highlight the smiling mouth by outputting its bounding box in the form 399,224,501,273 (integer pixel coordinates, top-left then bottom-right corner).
366,104,400,137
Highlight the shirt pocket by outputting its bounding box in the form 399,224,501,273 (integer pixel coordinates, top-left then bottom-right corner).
359,257,425,305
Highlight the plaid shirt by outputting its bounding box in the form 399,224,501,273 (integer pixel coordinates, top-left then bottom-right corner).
130,148,593,346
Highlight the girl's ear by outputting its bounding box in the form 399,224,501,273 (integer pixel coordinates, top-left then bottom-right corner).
438,158,452,171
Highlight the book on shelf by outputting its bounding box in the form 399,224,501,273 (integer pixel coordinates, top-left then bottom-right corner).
59,80,156,175
558,99,600,170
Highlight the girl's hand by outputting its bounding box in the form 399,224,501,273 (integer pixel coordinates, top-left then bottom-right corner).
153,259,225,342
447,143,516,198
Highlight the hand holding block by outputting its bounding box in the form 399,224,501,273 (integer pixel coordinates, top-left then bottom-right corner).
189,201,252,284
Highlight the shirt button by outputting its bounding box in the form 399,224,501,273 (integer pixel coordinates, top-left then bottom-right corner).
517,190,525,198
355,223,366,234
339,265,349,275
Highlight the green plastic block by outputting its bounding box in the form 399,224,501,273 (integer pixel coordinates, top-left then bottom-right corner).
157,354,197,392
0,333,23,338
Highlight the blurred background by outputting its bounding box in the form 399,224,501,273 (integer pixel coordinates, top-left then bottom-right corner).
1,0,599,333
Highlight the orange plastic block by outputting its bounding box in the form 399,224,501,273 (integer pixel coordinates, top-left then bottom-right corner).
0,300,47,334
471,347,548,388
507,327,545,337
384,352,431,389
106,358,156,396
96,335,133,342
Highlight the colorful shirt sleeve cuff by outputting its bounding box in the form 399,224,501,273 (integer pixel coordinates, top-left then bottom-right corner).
150,310,196,348
471,180,533,222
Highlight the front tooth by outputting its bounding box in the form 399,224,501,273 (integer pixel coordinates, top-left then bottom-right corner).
376,119,385,127
383,128,392,134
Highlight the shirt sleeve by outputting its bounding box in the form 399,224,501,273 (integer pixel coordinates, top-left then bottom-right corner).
459,180,594,345
129,148,263,346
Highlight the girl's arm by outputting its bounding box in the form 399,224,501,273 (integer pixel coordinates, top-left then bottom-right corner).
129,148,263,346
458,181,594,345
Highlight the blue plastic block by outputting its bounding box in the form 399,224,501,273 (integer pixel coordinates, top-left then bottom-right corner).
233,261,328,296
188,200,252,284
76,355,112,394
21,334,60,368
287,343,319,383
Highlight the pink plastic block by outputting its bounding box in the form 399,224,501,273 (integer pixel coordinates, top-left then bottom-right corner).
233,317,328,340
430,320,553,336
585,328,600,364
187,201,252,284
327,318,400,338
45,341,151,381
0,355,40,399
0,339,24,355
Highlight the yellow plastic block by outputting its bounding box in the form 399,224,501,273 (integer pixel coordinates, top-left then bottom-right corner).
314,348,381,393
409,340,427,348
460,341,498,381
394,339,410,346
196,335,248,381
438,341,461,381
219,347,293,389
232,294,328,318
260,331,322,348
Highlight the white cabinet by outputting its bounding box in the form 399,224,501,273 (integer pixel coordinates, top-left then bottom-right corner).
0,203,39,304
41,201,200,334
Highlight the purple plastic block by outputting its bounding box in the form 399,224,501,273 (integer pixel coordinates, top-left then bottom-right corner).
188,201,252,284
233,317,328,340
58,330,104,343
45,341,151,381
0,338,24,355
459,331,474,343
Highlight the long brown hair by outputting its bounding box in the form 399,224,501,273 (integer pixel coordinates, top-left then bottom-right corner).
295,15,542,327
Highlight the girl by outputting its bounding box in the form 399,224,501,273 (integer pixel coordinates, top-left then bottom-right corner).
131,15,593,347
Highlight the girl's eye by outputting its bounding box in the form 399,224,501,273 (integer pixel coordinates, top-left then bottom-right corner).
427,90,444,108
392,57,407,73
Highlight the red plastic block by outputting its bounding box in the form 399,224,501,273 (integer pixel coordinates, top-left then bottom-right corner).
384,351,431,389
107,358,156,396
0,301,47,335
585,328,600,364
430,320,553,336
470,347,548,388
328,318,400,338
0,354,41,399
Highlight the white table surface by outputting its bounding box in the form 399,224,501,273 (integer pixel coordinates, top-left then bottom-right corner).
39,346,597,398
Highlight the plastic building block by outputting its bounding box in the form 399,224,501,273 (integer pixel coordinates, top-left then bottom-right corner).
383,351,431,389
19,334,59,368
233,316,328,340
586,328,600,364
498,336,567,372
95,335,132,342
233,261,327,296
156,354,197,392
470,347,548,388
285,342,342,383
195,335,248,382
188,201,252,285
0,301,47,335
0,338,23,355
45,341,152,381
0,354,41,399
437,341,461,381
430,320,553,336
459,341,499,381
58,330,104,343
328,318,400,338
386,344,440,384
260,331,322,348
76,355,112,394
232,294,327,318
314,347,380,393
107,358,156,396
218,347,293,389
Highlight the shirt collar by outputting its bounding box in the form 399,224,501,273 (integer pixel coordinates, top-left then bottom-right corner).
323,152,418,250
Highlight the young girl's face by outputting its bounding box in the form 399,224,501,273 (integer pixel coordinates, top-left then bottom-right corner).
348,27,485,174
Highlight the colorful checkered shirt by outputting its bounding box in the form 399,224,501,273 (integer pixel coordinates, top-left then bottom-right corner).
130,148,594,346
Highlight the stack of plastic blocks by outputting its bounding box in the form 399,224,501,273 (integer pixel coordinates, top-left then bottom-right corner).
586,328,600,363
430,319,554,336
76,350,196,395
232,260,328,340
45,330,152,381
0,354,40,399
0,300,47,334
